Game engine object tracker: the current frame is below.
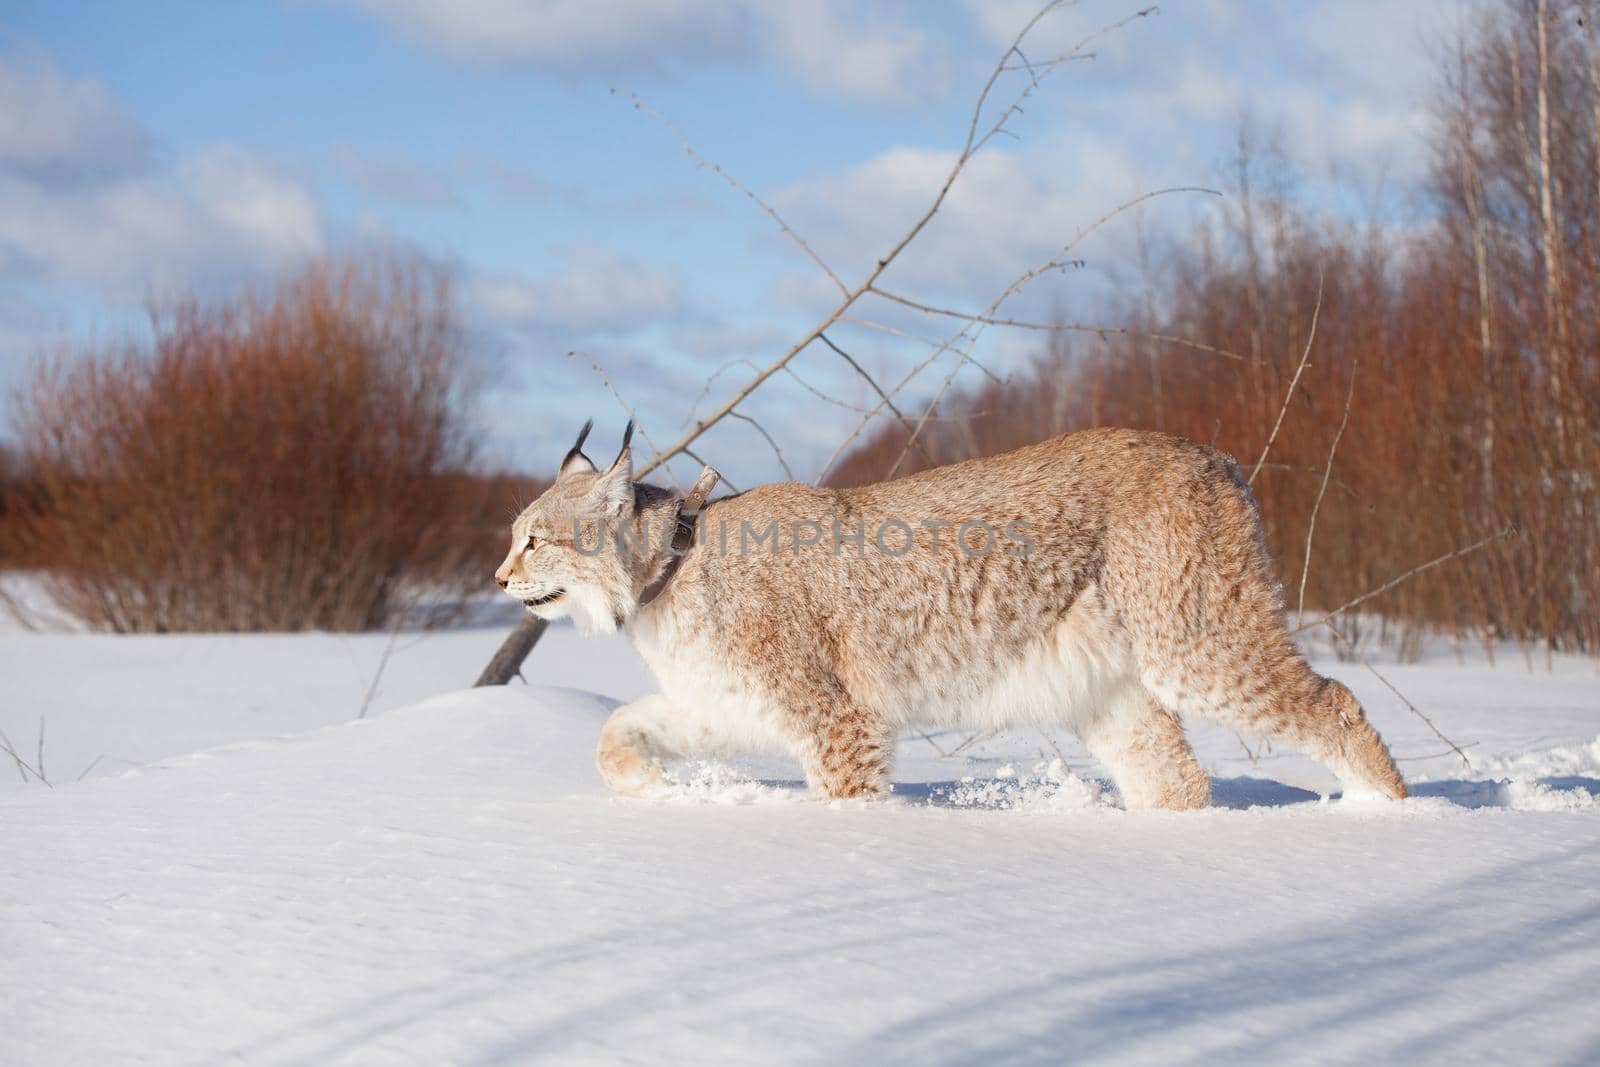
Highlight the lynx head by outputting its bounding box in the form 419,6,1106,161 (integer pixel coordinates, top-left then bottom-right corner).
495,419,653,634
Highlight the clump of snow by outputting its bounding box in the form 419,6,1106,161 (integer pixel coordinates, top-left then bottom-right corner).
658,759,799,805
936,757,1106,812
1476,733,1600,780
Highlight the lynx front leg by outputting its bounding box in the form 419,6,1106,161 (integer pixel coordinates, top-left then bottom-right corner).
596,694,743,797
796,708,895,800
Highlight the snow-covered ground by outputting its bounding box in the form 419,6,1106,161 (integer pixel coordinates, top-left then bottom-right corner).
4,598,1598,1065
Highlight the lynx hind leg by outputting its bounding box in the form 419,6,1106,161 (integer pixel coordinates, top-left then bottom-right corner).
1302,675,1407,800
1081,686,1211,811
1111,459,1406,801
1141,631,1407,800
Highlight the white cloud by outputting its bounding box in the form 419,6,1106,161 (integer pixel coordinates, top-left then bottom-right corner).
0,51,326,310
0,50,148,176
0,145,325,303
473,243,685,337
773,137,1158,306
331,0,943,103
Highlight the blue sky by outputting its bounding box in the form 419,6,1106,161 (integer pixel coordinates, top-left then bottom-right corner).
2,0,1474,486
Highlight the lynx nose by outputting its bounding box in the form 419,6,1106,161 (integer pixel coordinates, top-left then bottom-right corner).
495,575,509,589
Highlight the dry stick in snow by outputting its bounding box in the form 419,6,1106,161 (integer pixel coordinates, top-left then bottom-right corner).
1249,275,1322,486
1296,365,1356,630
1320,621,1473,771
1288,524,1518,638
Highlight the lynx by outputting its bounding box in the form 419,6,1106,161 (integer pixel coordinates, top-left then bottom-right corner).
495,421,1406,809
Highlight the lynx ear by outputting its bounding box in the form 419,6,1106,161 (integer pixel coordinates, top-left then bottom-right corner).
592,420,634,515
607,419,634,473
559,418,596,477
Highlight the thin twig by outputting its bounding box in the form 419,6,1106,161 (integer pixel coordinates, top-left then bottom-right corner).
1321,621,1472,770
570,352,683,491
1297,364,1356,628
682,448,739,493
621,91,848,297
1289,524,1517,636
0,725,30,783
0,723,50,787
1395,742,1480,763
949,730,999,757
1256,462,1360,499
817,333,935,466
1249,275,1322,485
727,411,794,480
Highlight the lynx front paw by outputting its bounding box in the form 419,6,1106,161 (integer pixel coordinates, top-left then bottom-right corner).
596,719,665,797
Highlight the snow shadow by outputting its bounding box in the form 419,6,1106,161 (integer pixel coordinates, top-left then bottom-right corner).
823,844,1600,1067
193,845,1600,1066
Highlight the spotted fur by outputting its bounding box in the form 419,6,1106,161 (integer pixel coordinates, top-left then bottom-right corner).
495,427,1406,808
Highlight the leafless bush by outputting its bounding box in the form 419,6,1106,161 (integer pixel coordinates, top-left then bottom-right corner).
830,0,1598,657
12,255,507,632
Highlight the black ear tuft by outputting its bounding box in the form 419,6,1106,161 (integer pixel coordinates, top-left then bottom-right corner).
560,418,595,476
603,418,635,476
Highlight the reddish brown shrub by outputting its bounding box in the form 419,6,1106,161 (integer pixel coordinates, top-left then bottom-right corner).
11,256,510,632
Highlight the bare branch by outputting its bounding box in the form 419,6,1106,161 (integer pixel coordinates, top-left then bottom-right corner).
1249,274,1322,485
1320,621,1472,771
1297,365,1356,628
866,289,1253,364
1289,524,1518,637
